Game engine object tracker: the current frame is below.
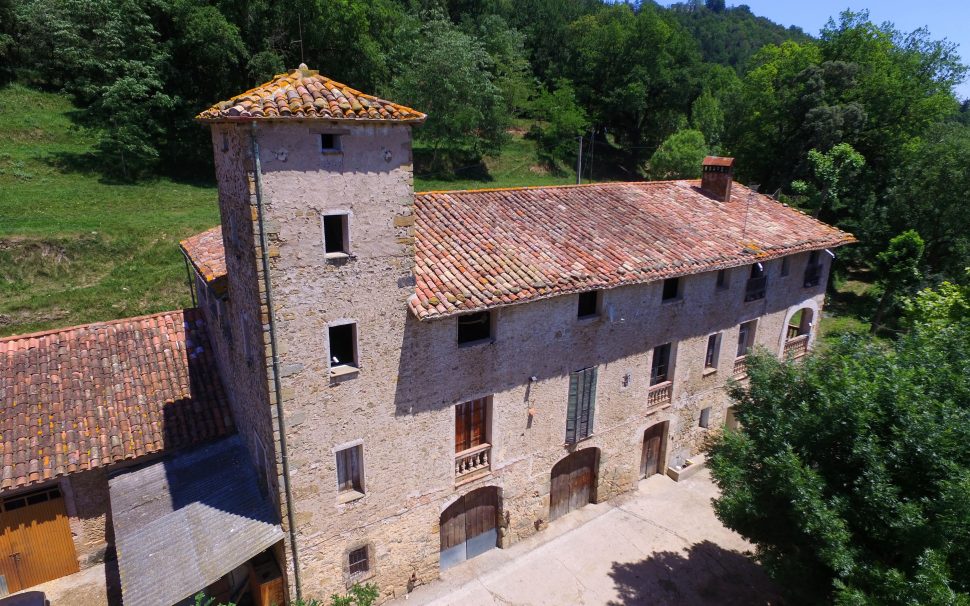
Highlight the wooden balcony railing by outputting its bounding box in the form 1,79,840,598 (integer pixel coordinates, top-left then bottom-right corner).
455,443,491,479
647,381,672,408
784,334,809,359
786,325,801,339
733,356,748,378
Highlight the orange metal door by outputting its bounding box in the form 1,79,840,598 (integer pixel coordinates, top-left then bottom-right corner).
0,488,79,594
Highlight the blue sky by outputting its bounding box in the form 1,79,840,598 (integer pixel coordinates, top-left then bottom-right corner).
666,1,970,100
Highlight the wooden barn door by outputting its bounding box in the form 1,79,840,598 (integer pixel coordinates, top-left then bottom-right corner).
641,422,668,478
549,449,598,522
440,487,499,570
0,486,79,595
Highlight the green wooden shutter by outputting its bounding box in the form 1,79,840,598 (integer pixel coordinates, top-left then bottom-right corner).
566,371,579,443
579,367,597,439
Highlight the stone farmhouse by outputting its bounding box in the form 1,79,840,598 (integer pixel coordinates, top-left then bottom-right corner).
0,65,854,605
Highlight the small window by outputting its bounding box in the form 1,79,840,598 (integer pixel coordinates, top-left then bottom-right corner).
804,251,823,287
323,214,349,255
650,343,672,385
348,546,370,577
705,333,721,370
321,133,341,152
457,311,492,345
662,278,680,301
737,320,757,357
780,256,791,277
329,322,358,371
577,291,599,318
744,264,767,302
566,367,597,444
699,407,711,429
715,269,728,290
336,445,364,494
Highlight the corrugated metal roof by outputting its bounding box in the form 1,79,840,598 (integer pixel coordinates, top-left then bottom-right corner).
110,436,283,606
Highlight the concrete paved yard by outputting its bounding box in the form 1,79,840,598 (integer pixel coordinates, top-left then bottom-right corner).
395,469,781,606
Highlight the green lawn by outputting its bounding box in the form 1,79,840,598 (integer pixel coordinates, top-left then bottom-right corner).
0,84,220,336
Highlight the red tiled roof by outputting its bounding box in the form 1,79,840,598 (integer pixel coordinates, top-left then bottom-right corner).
0,309,233,491
180,226,227,291
196,66,426,123
409,181,855,319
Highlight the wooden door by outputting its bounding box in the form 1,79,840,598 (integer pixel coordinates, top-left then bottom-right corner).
549,449,598,522
0,487,79,595
641,422,668,478
440,487,499,570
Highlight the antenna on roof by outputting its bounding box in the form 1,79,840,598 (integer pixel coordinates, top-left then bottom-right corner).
743,183,760,243
296,13,305,66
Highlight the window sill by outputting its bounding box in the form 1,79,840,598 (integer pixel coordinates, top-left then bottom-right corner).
321,150,343,156
564,434,595,447
702,367,718,377
330,365,359,380
576,314,600,323
347,570,375,588
325,252,353,261
661,297,683,305
337,490,365,505
457,338,494,348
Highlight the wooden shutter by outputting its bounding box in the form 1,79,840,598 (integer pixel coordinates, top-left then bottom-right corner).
337,447,362,492
456,399,488,453
567,368,597,443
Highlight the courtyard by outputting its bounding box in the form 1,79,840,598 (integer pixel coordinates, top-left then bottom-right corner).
394,469,780,606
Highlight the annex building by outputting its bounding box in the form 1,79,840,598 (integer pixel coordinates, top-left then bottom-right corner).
0,65,854,604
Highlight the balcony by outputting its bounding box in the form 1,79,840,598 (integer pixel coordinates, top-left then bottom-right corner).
455,443,491,481
744,276,767,302
733,356,748,378
647,381,672,408
804,263,823,288
784,334,809,359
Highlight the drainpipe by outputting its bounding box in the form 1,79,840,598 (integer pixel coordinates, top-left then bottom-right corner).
251,122,303,600
180,249,197,308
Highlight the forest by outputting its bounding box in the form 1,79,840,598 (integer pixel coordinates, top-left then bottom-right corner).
1,0,969,331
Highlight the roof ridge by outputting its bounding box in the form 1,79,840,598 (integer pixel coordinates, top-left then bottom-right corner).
415,179,694,196
0,308,198,344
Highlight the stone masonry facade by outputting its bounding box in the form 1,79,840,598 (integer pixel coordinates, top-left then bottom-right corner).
194,117,834,603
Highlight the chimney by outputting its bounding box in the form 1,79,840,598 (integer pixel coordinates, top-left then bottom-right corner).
701,156,735,202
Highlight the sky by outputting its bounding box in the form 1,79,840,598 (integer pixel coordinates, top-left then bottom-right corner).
673,1,970,100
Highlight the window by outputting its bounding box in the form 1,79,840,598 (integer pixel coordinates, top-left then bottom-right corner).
737,320,757,357
566,367,597,444
780,256,791,277
336,445,364,494
744,263,767,302
329,322,358,371
650,343,672,385
323,214,349,255
699,407,711,428
715,269,728,290
705,333,721,370
662,277,680,301
577,291,599,318
348,546,369,577
804,251,823,287
321,133,342,152
457,311,492,344
455,398,489,453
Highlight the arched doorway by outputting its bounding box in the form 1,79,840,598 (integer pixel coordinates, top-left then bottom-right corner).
784,307,814,358
549,448,598,522
440,486,500,570
641,421,669,478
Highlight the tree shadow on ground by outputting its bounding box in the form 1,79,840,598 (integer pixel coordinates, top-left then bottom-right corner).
607,540,784,606
413,147,493,184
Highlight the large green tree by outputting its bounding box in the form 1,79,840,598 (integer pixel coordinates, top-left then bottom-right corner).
708,314,970,605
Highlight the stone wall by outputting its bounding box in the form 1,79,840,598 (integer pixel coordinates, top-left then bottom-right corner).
62,470,111,568
239,120,832,602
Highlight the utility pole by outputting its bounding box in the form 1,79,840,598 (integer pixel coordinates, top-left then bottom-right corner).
576,135,583,185
588,127,595,183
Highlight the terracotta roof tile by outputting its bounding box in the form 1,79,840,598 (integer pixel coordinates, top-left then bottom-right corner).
409,180,855,319
196,66,426,123
179,180,855,322
0,309,233,491
180,226,227,292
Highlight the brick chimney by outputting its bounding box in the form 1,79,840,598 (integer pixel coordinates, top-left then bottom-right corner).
701,156,735,202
